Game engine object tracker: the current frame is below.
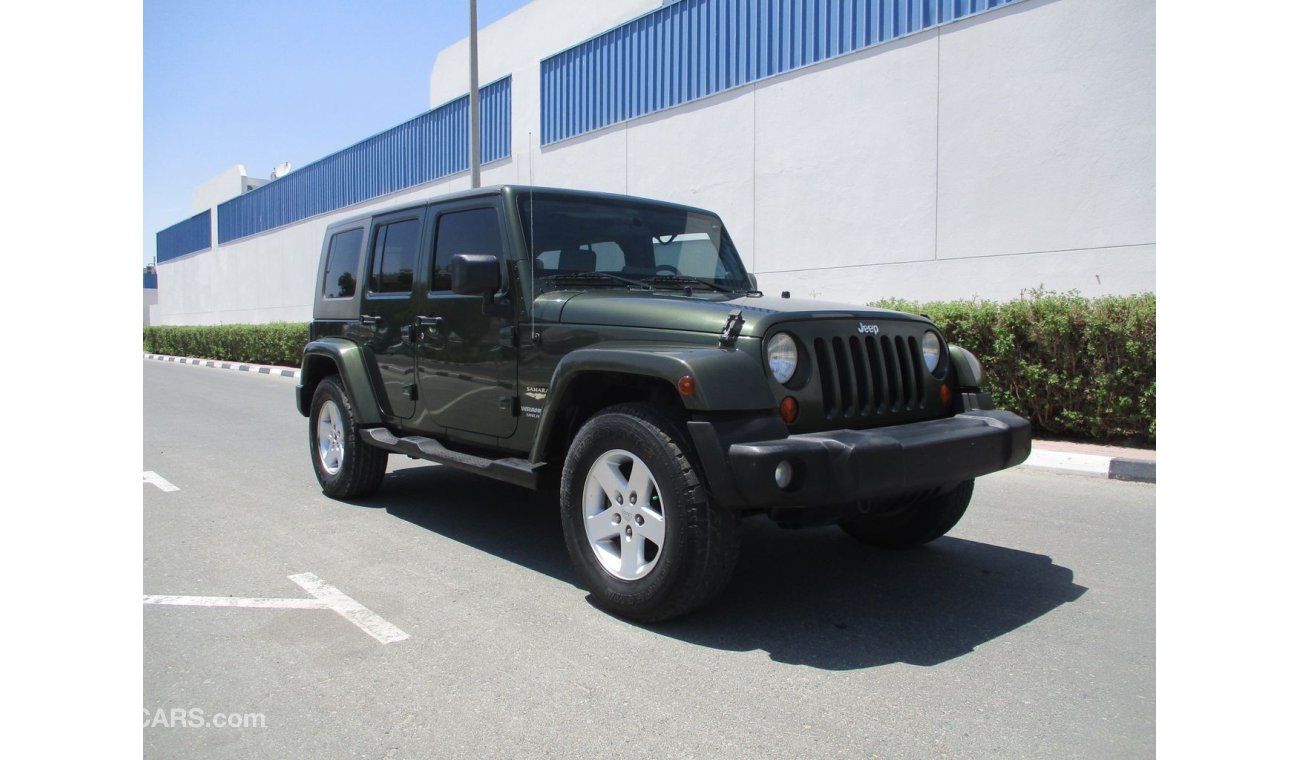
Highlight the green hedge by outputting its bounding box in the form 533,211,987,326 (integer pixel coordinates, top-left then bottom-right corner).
143,323,308,368
873,290,1155,446
143,290,1155,445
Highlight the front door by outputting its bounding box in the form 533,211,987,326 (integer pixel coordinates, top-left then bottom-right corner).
415,201,517,438
358,207,428,419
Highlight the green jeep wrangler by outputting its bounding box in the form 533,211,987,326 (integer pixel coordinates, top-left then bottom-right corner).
297,185,1030,621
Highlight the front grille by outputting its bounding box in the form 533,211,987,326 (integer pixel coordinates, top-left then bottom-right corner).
812,333,927,419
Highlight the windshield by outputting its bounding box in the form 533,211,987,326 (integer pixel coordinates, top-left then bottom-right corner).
517,194,750,291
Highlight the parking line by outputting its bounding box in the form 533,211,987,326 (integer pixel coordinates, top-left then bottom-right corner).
143,573,410,644
289,572,411,644
144,471,179,492
143,595,328,609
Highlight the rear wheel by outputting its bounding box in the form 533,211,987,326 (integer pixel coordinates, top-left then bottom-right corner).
559,403,740,622
838,480,974,548
309,375,387,499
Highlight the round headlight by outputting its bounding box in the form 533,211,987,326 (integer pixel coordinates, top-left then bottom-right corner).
767,332,798,385
922,331,943,375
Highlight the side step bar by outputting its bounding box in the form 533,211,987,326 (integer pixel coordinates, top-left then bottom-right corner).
360,428,544,490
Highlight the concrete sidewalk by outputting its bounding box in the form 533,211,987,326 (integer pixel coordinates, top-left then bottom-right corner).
143,352,1156,484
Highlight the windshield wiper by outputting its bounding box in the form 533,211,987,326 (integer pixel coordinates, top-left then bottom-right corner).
646,275,735,293
538,271,654,290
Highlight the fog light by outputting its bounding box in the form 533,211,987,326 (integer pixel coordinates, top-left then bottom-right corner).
774,460,794,490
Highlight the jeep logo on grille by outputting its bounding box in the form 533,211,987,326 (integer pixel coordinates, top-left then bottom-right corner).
857,323,880,335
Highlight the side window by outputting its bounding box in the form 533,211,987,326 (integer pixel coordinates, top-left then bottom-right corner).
322,228,363,299
368,218,421,294
432,207,503,291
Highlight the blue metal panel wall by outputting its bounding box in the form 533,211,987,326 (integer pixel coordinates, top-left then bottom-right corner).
156,210,211,262
541,0,1020,144
216,77,512,244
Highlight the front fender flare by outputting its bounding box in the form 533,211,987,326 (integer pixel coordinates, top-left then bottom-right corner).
948,345,986,391
530,343,774,462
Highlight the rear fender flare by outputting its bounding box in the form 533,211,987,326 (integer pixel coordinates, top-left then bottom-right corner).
297,338,383,424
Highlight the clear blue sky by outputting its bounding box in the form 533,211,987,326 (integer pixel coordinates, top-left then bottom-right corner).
144,0,532,267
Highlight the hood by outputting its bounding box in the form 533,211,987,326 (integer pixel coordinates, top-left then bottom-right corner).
538,289,930,337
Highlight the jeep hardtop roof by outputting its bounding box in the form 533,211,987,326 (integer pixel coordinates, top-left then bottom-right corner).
321,185,720,233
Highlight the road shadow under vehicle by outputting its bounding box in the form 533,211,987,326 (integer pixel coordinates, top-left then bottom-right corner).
364,464,1086,671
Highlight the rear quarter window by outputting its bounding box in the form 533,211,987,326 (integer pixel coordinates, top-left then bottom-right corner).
322,228,363,299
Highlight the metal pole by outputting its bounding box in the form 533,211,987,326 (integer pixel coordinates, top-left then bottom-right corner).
468,0,481,188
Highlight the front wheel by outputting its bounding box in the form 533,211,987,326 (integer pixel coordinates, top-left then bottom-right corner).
559,403,740,622
309,375,388,499
838,480,974,548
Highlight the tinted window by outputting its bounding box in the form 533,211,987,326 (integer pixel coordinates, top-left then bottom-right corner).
432,208,503,291
368,218,421,293
322,228,363,298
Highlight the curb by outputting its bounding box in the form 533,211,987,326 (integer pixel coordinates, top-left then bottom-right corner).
144,353,300,380
144,352,1154,484
1022,448,1155,484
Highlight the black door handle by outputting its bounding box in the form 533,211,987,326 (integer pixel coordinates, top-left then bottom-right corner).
359,314,382,325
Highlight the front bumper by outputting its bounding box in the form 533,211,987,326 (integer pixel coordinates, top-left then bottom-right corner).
688,410,1031,509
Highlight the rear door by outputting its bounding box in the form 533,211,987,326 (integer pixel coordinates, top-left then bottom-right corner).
358,206,428,419
415,199,518,438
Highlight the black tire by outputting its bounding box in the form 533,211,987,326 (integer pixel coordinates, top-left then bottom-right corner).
559,403,740,622
838,480,975,548
308,375,388,499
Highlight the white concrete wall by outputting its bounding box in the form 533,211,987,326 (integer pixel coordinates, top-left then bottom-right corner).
143,288,158,325
155,0,1154,325
430,0,661,175
435,0,1154,302
156,176,469,325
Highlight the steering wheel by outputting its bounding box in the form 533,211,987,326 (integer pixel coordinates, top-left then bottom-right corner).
654,264,680,276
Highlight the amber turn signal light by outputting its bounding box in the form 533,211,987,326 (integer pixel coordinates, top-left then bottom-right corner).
939,384,951,407
677,375,696,397
779,396,798,424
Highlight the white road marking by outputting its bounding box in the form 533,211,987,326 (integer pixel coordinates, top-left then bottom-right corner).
289,572,411,644
143,595,329,609
143,573,410,645
143,471,179,492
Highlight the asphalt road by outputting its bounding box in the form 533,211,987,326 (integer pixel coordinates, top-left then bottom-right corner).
143,359,1155,759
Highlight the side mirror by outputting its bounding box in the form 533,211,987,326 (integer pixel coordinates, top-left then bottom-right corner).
451,254,500,295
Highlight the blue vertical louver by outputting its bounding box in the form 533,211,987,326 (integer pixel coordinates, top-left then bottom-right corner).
156,209,211,262
541,0,1021,144
215,76,512,244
